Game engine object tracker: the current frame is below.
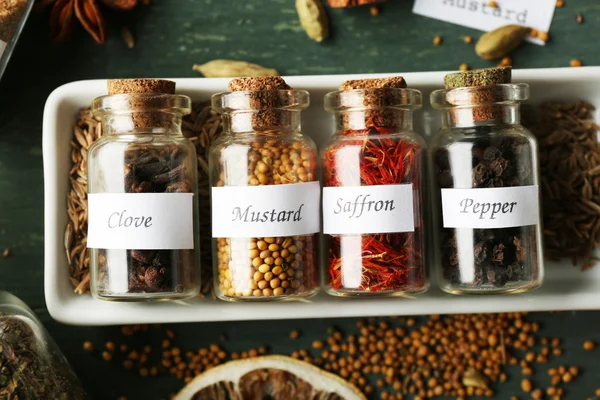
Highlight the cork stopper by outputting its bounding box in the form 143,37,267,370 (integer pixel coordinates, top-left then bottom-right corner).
225,76,295,131
339,76,407,91
105,79,178,129
337,76,413,130
107,79,176,95
444,67,511,89
228,76,291,92
443,67,512,124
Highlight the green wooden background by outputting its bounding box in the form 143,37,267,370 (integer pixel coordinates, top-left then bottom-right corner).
1,0,600,399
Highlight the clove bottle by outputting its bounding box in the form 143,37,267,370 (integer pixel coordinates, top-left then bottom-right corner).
88,79,200,301
210,77,320,301
430,67,544,294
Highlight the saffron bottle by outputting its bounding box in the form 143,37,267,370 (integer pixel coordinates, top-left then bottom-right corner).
322,77,428,297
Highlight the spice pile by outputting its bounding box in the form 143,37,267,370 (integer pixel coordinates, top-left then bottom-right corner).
66,102,222,294
0,314,86,399
0,0,29,45
525,101,600,269
84,312,600,399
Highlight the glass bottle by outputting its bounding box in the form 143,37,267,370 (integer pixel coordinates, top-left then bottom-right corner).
322,78,428,296
210,77,320,302
0,291,86,399
430,80,544,294
88,79,200,301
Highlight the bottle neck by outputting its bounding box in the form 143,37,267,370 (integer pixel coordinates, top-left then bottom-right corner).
223,110,302,134
440,104,521,129
102,112,184,135
335,109,414,134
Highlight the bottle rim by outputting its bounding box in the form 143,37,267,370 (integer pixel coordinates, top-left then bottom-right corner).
430,83,529,109
211,90,310,113
92,93,192,116
324,88,423,113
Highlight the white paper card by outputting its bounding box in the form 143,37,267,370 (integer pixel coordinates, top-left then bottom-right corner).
442,185,539,229
211,181,320,238
412,0,556,45
0,40,6,59
323,184,415,235
87,193,194,249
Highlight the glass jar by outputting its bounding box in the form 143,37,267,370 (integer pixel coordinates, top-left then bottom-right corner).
430,82,544,294
0,291,86,399
210,80,320,302
322,82,428,296
88,83,200,301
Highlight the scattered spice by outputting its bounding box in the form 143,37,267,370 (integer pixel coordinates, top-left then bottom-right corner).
464,35,473,44
2,248,9,257
521,378,532,392
524,101,600,269
538,31,549,43
570,58,582,67
475,24,530,60
328,0,383,7
498,56,512,67
83,341,94,352
192,59,278,78
576,13,583,23
296,0,329,43
369,6,379,16
86,312,586,399
122,27,135,48
433,35,442,45
290,330,300,339
556,0,564,7
459,63,469,71
584,340,595,350
488,1,498,7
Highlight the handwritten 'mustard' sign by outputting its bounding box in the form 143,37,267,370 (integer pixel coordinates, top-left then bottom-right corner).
413,0,556,46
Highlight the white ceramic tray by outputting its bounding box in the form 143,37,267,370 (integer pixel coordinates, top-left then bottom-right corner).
44,67,600,325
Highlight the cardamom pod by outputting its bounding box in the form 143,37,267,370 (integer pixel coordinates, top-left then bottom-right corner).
192,60,279,78
462,368,488,389
475,25,531,60
296,0,329,43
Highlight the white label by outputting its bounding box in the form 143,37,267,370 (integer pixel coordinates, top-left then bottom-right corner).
323,184,415,235
87,193,194,249
441,186,539,229
413,0,555,45
211,181,320,238
0,40,6,59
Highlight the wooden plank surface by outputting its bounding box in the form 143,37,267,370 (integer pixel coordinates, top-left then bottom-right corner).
0,0,600,398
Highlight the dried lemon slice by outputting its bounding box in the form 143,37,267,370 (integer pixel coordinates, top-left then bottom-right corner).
174,355,366,400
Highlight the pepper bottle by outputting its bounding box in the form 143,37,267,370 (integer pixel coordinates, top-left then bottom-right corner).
429,67,544,294
88,79,200,301
209,77,320,302
322,77,428,297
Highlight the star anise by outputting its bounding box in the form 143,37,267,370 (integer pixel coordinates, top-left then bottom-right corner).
37,0,140,44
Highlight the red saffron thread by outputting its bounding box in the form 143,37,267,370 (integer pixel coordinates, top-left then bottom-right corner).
323,116,425,292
